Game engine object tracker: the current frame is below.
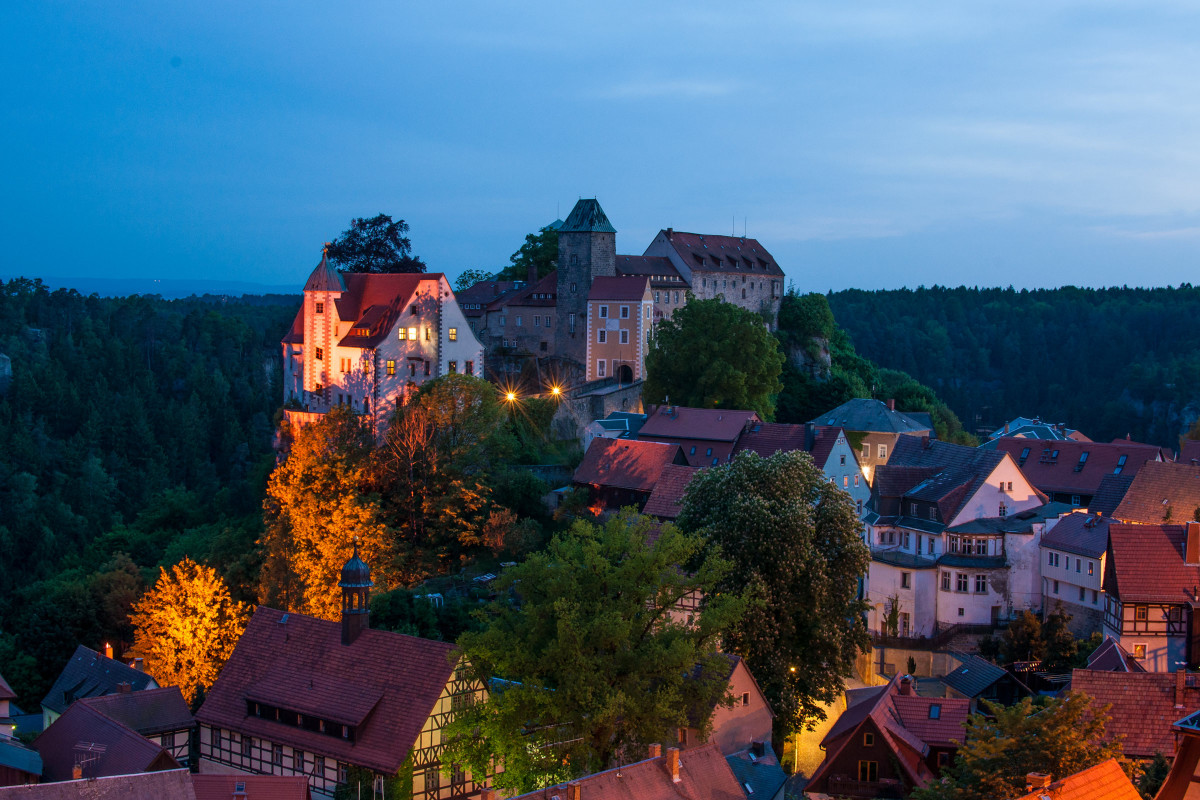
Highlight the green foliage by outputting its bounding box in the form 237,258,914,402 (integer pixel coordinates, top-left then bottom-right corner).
454,269,495,293
370,587,481,642
906,656,917,675
442,512,745,794
883,593,901,637
777,291,835,353
829,285,1200,447
645,297,784,420
1041,604,1078,672
677,450,870,736
1139,753,1170,799
910,694,1128,800
496,226,559,283
326,213,426,273
1001,610,1045,664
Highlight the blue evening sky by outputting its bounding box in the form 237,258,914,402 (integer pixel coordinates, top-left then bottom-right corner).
4,1,1200,292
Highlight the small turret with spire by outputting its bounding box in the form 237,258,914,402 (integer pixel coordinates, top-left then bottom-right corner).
338,538,373,646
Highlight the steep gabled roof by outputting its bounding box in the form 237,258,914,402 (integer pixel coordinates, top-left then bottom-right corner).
455,279,522,312
33,701,178,781
303,251,345,293
1113,461,1200,524
652,231,784,277
940,654,1009,698
1106,523,1200,605
1085,637,1147,673
560,199,616,233
1071,669,1200,758
196,607,457,775
1041,512,1116,559
0,672,15,702
41,645,156,716
725,742,787,800
642,464,701,520
485,271,558,311
80,687,193,736
733,422,807,459
574,438,686,493
639,406,759,444
988,437,1163,497
281,307,304,344
811,398,932,434
1011,759,1139,800
1090,472,1136,516
886,437,1031,524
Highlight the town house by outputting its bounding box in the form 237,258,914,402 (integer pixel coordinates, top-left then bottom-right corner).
733,422,871,518
637,406,760,468
1039,512,1115,636
584,276,653,384
810,399,933,483
983,436,1165,508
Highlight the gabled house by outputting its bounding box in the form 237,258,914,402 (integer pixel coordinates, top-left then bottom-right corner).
195,547,486,799
678,656,772,756
1084,636,1147,672
733,423,870,518
810,399,933,482
865,437,1060,637
584,276,653,384
939,654,1031,712
79,687,193,766
455,279,523,339
0,673,40,787
1102,522,1200,671
1071,669,1200,760
638,406,759,468
1111,461,1200,524
642,464,700,521
1012,759,1138,800
986,416,1090,443
581,411,648,453
480,271,557,368
573,438,688,513
33,701,178,782
983,437,1165,508
807,675,969,798
40,645,157,729
1040,512,1116,636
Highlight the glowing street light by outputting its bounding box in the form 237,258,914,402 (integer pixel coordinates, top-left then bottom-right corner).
506,391,517,402
550,385,561,396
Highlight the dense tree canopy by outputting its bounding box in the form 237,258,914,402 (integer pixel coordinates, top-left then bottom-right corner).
443,512,744,794
677,450,870,735
326,214,426,274
495,225,558,283
644,297,784,420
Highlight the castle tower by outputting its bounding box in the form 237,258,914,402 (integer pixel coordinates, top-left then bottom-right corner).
555,199,616,368
303,245,345,409
338,539,373,646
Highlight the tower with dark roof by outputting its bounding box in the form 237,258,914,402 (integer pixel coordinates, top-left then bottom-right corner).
555,199,616,367
338,539,373,646
303,245,345,407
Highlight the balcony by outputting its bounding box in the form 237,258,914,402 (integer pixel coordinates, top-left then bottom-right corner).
826,774,904,798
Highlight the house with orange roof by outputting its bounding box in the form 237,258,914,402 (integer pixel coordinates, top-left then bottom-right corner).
983,436,1166,508
1012,759,1139,800
1110,461,1200,525
573,438,687,513
1071,668,1200,760
281,249,484,433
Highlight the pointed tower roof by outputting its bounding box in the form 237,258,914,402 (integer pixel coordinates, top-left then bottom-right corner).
560,199,616,233
304,245,346,292
339,539,373,589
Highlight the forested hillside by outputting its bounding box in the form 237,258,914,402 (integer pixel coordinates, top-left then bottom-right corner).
828,285,1200,448
0,279,297,706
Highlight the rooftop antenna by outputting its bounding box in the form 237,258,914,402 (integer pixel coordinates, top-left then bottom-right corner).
744,217,747,237
732,213,735,236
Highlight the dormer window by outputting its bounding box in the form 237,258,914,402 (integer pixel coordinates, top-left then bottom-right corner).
1115,454,1128,474
929,704,941,719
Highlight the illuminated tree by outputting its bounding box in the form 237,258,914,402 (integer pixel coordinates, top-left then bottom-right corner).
129,557,249,705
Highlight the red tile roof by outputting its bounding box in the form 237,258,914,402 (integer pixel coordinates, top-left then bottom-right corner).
332,273,437,349
573,438,686,493
891,694,970,747
639,406,759,444
0,769,197,800
80,687,193,736
588,275,650,301
510,742,745,800
192,775,312,800
485,271,558,311
642,464,701,519
33,701,178,781
1041,512,1115,559
990,437,1163,497
1012,759,1140,800
1106,523,1200,605
615,255,683,286
654,231,784,276
281,308,304,344
1071,670,1200,757
732,422,807,458
1181,440,1200,465
196,606,457,775
1112,461,1200,524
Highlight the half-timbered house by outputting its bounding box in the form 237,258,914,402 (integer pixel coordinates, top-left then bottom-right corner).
196,546,486,799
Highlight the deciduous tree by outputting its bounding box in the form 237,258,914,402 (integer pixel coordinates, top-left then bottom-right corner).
442,512,744,794
129,557,249,705
496,225,558,283
454,269,494,292
327,214,426,274
644,297,784,420
677,450,870,736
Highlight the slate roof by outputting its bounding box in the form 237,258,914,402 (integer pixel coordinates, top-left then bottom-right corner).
455,279,522,314
653,231,784,277
811,398,932,434
1085,637,1147,673
643,464,701,520
574,438,686,493
79,687,193,737
1112,461,1200,524
945,503,1072,535
987,416,1088,443
988,437,1163,498
614,255,683,286
885,437,1034,525
333,273,433,348
0,737,41,778
196,606,457,775
302,251,345,293
33,701,178,781
1106,523,1200,605
873,465,940,498
1011,759,1139,800
640,406,759,444
1090,473,1136,516
1071,669,1200,758
0,769,196,800
940,655,1008,698
485,271,557,310
191,775,312,800
1041,512,1115,559
725,742,787,800
560,199,616,233
41,645,156,716
588,275,649,301
510,742,745,800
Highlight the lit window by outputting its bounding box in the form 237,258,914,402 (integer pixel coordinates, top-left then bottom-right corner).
398,327,407,340
448,361,457,373
1133,643,1147,659
854,474,860,487
408,326,418,340
843,475,849,488
1088,561,1094,575
449,328,457,341
386,360,395,376
425,327,431,340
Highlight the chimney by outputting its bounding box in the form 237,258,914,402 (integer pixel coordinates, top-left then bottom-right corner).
132,657,144,672
1026,773,1052,791
72,765,83,781
805,421,816,451
528,260,538,286
886,398,895,411
1003,423,1010,434
567,781,581,800
118,682,132,694
899,676,914,695
1187,522,1200,566
1178,668,1188,708
666,747,681,783
103,642,113,660
666,227,674,240
480,790,496,800
648,743,662,758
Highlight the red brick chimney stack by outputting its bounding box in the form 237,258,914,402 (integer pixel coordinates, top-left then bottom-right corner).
1177,668,1188,709
1187,522,1200,566
887,398,895,411
1026,773,1052,791
899,676,914,695
666,747,681,782
566,781,581,800
648,743,662,758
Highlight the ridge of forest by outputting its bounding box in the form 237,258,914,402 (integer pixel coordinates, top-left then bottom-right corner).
827,285,1200,448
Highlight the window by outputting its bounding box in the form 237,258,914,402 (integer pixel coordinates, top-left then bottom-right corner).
678,728,688,745
655,292,661,303
465,360,474,376
1076,559,1081,573
1053,580,1059,594
386,360,395,376
597,360,606,378
314,347,323,361
1135,606,1148,621
408,326,418,340
448,361,457,374
514,316,522,327
1133,643,1147,659
998,503,1007,518
938,752,950,768
878,444,887,459
844,475,849,488
901,572,911,589
534,316,540,327
674,291,680,303
618,305,629,319
690,446,696,455
449,327,457,341
620,330,629,344
399,327,407,340
858,761,878,782
1092,589,1099,604
425,326,431,340
338,763,349,783
863,732,875,746
958,607,965,617
855,474,861,487
295,749,305,772
956,573,968,592
408,362,416,377
975,574,987,593
1079,586,1086,601
599,305,608,318
857,499,863,515
1115,454,1128,474
903,532,911,549
598,330,607,343
706,448,713,456
929,506,937,521
315,302,324,314
426,767,440,791
929,538,935,554
545,315,552,327
840,454,846,466
1071,495,1081,506
242,736,252,757
741,692,751,706
424,360,430,376
451,765,466,787
272,744,283,765
863,443,870,458
929,704,941,719
941,572,951,591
